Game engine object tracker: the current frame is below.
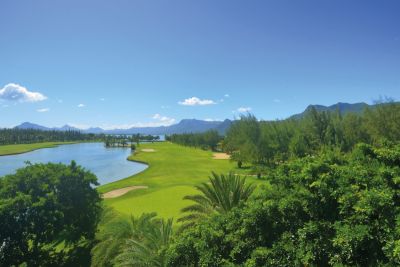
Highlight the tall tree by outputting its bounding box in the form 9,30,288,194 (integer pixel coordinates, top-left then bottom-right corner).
0,161,102,266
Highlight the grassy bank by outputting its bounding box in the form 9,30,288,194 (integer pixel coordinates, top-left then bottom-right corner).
0,142,77,156
99,142,264,219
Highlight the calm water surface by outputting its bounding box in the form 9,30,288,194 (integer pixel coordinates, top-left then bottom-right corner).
0,143,147,185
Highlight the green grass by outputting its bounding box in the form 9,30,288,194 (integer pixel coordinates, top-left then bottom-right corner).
99,142,264,220
0,142,76,156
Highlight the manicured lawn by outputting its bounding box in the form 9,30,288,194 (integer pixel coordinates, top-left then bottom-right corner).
99,142,264,220
0,142,76,156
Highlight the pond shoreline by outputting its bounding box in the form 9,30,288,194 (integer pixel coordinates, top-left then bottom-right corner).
0,143,148,185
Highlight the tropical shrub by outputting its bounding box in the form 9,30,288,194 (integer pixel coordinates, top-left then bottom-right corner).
167,144,400,266
0,161,102,266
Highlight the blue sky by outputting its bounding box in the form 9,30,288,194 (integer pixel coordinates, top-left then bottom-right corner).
0,0,399,129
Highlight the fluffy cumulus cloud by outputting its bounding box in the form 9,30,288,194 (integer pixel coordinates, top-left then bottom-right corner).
37,108,50,112
237,107,252,113
178,97,216,106
0,83,47,102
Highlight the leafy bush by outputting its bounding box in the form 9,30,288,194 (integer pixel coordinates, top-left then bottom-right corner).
0,161,102,266
167,144,400,266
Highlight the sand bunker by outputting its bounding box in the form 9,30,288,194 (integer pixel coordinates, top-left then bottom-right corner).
141,149,156,152
102,186,148,199
213,153,230,160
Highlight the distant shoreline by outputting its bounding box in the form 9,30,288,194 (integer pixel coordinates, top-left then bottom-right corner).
0,142,82,156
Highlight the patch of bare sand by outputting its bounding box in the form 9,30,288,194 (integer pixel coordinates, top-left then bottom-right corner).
102,186,148,199
141,149,156,152
213,153,230,160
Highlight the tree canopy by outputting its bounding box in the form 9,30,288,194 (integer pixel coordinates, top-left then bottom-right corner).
0,161,102,266
167,143,400,266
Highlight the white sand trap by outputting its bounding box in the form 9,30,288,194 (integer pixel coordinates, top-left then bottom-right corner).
141,149,156,152
102,186,148,199
213,153,230,160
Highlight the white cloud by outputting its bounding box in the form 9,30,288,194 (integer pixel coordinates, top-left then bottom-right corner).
237,107,252,113
77,104,85,108
37,108,50,113
224,94,230,98
152,113,176,125
178,97,216,106
0,83,47,102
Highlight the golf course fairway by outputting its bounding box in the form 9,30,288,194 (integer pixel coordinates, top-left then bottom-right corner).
98,142,259,220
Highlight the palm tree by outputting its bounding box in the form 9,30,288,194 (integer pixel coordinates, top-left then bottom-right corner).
178,172,255,229
91,210,173,267
114,217,173,267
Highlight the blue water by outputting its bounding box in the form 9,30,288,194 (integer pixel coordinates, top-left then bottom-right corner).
0,143,147,185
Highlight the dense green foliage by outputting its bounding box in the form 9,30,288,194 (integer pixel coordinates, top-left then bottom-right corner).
178,173,255,229
225,102,400,168
92,210,173,267
0,128,100,145
166,130,223,151
167,144,400,266
0,162,102,266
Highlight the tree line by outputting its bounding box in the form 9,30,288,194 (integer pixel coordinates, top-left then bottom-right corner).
0,128,101,145
224,101,400,168
167,102,400,169
166,130,223,151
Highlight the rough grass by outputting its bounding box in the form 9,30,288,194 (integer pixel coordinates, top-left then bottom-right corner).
99,142,264,220
0,142,76,156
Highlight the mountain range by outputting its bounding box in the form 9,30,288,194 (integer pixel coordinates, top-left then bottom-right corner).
13,102,376,135
15,119,233,135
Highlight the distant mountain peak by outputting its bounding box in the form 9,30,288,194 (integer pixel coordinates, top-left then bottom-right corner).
15,122,49,130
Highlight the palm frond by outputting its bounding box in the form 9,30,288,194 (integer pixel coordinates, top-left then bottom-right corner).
178,172,256,230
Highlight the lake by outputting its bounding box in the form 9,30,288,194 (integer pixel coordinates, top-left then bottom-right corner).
0,143,148,185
